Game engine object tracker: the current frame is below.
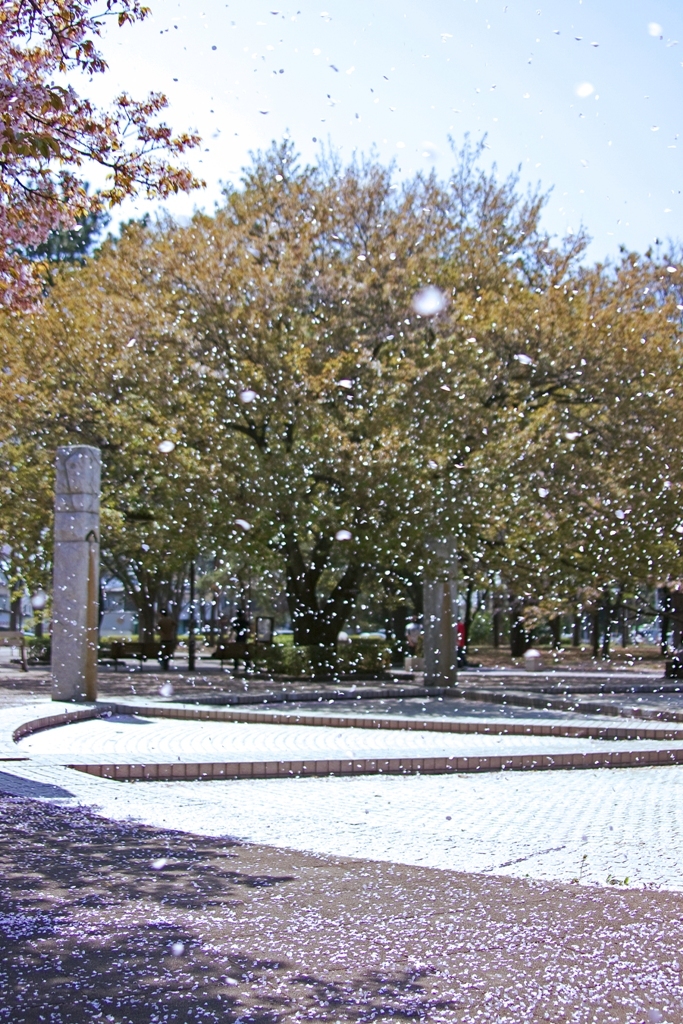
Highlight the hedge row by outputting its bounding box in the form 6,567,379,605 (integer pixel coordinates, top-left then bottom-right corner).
260,638,391,677
25,636,392,677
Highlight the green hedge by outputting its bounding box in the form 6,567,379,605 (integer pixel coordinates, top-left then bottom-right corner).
261,642,315,677
26,637,50,664
261,637,391,677
338,638,392,674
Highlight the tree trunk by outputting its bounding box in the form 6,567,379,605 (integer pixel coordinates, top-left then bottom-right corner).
509,597,529,658
287,590,353,647
407,575,424,618
601,596,611,660
209,597,217,646
200,596,210,644
387,605,408,664
572,611,581,647
660,586,671,657
618,588,630,648
550,616,561,650
463,580,475,656
591,610,600,659
136,598,156,643
620,611,630,648
492,604,502,648
130,567,160,643
672,591,683,651
9,596,21,632
284,532,362,676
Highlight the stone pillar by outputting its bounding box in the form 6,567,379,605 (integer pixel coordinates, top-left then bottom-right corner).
423,540,458,686
51,446,101,702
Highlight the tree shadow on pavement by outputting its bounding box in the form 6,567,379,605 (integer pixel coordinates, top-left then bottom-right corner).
0,795,454,1023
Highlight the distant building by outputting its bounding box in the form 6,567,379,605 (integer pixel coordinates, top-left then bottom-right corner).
0,571,31,631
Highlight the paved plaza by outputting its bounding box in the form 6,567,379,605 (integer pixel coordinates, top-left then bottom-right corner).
2,670,683,891
3,670,683,1021
3,793,683,1024
6,729,683,891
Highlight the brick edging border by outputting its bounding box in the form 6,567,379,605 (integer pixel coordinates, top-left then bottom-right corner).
97,700,683,743
11,701,683,782
69,747,683,782
12,706,100,743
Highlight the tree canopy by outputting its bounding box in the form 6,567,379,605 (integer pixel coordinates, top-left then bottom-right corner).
3,139,683,657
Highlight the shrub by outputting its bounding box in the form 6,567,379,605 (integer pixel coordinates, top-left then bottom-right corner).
468,612,493,644
261,637,391,678
338,637,392,674
26,637,50,664
261,643,316,677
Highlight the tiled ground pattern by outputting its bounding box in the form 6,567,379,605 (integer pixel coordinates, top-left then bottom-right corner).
1,795,683,1024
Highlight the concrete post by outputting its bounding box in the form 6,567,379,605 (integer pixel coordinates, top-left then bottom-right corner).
51,446,101,702
423,539,458,686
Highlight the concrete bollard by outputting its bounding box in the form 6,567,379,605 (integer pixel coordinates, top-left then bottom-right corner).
423,578,459,685
523,648,543,672
51,446,101,702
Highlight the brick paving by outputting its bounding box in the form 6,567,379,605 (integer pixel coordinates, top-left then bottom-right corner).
2,675,683,1020
1,794,683,1024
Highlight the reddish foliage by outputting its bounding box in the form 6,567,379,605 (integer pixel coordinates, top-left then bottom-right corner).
0,0,202,306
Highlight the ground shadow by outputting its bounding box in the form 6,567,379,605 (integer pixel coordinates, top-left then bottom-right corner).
0,795,455,1023
0,771,73,798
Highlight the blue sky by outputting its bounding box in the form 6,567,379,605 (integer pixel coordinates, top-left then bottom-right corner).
93,0,683,263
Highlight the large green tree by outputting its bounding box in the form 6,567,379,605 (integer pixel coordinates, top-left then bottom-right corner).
142,141,573,655
5,140,683,664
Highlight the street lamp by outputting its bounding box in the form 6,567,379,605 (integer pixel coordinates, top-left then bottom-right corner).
31,590,48,639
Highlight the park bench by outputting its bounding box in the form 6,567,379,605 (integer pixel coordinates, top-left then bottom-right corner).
210,641,251,668
209,640,275,669
209,617,274,669
109,640,164,671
